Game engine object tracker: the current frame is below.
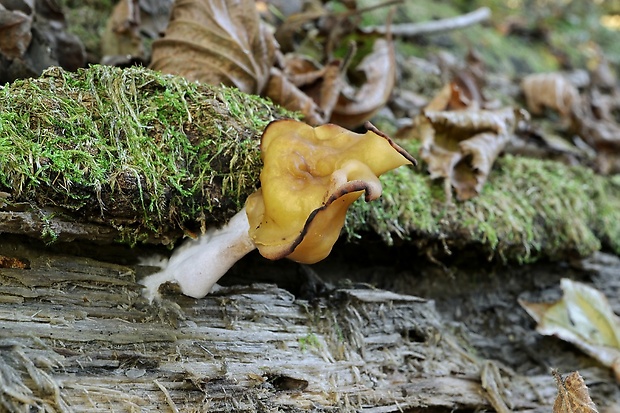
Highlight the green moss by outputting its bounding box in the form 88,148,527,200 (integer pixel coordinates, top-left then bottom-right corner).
298,333,322,352
0,65,294,243
358,0,464,27
347,143,620,262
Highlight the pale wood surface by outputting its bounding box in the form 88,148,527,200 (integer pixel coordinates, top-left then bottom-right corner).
0,238,558,412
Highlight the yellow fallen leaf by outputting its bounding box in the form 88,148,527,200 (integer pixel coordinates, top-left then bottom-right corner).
520,279,620,380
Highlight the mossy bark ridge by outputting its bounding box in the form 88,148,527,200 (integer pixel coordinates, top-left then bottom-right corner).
0,65,292,245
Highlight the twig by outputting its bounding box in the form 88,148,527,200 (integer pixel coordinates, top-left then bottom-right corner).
154,379,180,413
366,7,491,38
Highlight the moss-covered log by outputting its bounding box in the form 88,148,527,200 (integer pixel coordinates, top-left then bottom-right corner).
351,152,620,262
0,65,619,262
0,65,293,245
2,65,620,413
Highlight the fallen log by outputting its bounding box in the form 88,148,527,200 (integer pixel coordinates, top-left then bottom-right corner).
0,65,619,261
0,239,557,412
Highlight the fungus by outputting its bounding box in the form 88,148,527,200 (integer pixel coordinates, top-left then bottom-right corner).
141,120,416,300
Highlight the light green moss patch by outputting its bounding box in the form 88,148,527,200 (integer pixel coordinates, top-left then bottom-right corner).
0,65,294,243
347,140,620,262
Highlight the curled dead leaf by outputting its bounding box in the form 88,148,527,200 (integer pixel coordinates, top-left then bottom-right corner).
101,0,173,65
102,0,143,62
425,81,477,112
571,115,620,174
265,67,326,126
553,370,599,413
278,54,328,88
521,73,580,119
274,7,326,53
0,3,33,60
330,37,396,128
150,0,276,94
272,55,344,123
569,90,620,175
416,107,518,200
269,0,397,127
0,0,85,83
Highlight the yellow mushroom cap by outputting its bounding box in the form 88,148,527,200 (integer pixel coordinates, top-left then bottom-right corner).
245,120,416,264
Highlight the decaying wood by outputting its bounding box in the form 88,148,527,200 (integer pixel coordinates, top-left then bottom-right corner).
0,239,559,412
0,207,174,245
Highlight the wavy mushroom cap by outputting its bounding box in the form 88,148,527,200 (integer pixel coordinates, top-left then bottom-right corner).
245,120,415,264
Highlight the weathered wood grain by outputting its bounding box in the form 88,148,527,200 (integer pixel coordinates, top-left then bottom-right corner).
0,239,557,412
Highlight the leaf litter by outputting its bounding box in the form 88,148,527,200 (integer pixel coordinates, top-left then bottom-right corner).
149,0,397,127
520,279,620,382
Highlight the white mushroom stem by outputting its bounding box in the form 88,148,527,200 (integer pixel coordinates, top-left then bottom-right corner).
140,207,256,300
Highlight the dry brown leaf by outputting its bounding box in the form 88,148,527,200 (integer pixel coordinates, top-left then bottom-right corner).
316,60,345,121
330,38,396,128
150,0,276,94
585,43,616,90
521,73,580,119
265,0,398,126
424,82,454,112
454,131,510,200
265,67,326,125
101,0,173,65
266,54,339,124
425,78,481,112
306,61,347,120
274,7,326,53
266,51,348,125
451,71,483,110
416,107,517,200
553,370,599,413
0,0,85,83
569,91,620,175
278,54,327,87
139,0,174,40
426,48,489,113
571,115,620,174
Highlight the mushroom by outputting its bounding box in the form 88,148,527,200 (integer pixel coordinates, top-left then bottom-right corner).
141,120,416,300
